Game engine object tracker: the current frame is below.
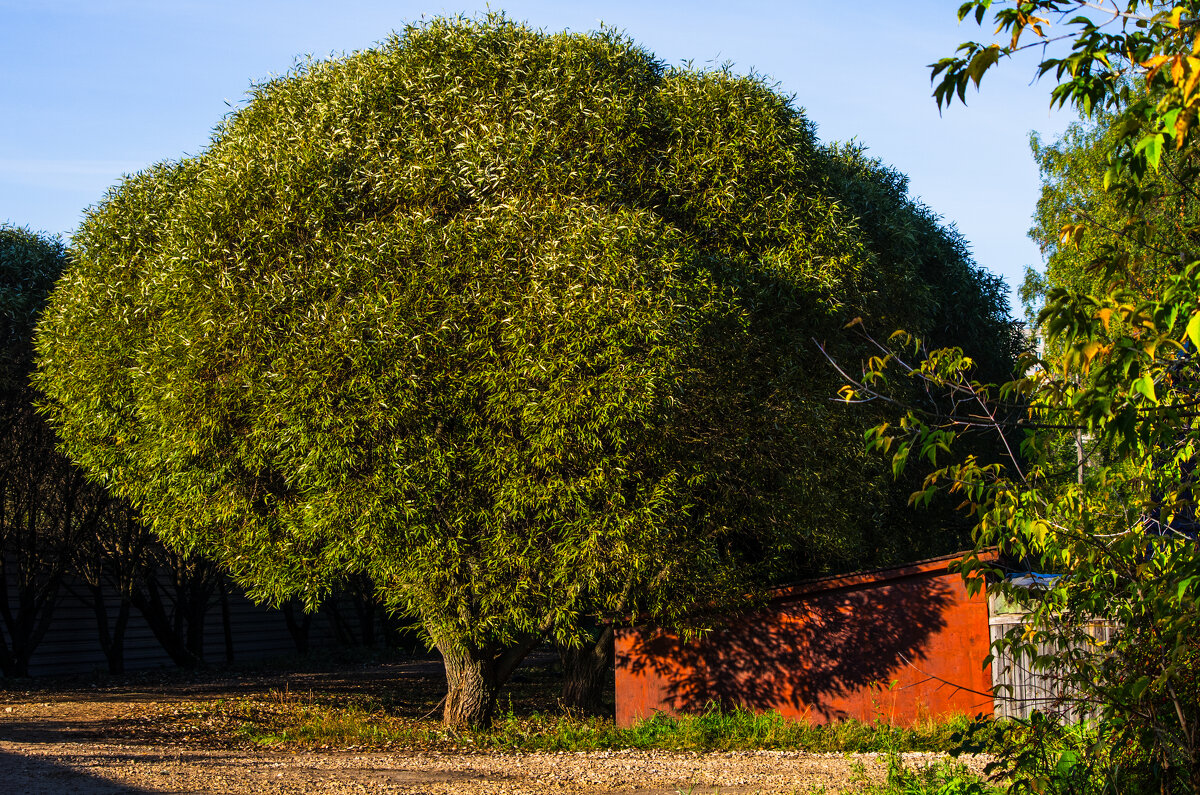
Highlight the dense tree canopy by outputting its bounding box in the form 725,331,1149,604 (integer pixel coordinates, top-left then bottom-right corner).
0,226,63,393
35,16,1016,726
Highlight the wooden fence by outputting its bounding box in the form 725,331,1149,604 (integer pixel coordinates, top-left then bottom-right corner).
988,591,1118,720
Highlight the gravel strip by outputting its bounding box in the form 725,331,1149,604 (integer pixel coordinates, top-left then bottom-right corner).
0,662,990,794
0,741,979,794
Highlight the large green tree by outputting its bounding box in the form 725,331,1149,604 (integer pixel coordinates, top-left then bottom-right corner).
36,16,1014,727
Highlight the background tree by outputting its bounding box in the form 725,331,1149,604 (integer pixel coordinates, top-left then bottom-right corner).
126,546,221,669
1024,103,1200,316
557,140,1025,715
62,496,141,674
822,143,1020,387
0,224,119,678
1,223,248,678
36,16,1016,726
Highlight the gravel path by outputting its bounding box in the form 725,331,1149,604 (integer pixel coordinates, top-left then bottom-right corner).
0,736,939,794
0,662,983,794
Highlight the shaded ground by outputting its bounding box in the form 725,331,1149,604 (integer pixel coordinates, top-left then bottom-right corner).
1,654,460,748
0,654,976,794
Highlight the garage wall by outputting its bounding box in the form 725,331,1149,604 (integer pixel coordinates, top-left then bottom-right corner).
615,553,993,726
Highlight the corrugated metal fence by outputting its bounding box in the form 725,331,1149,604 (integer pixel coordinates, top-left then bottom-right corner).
0,565,382,678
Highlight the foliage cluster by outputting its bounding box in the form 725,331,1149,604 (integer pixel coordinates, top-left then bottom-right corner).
838,2,1200,792
33,15,1016,725
856,755,1000,795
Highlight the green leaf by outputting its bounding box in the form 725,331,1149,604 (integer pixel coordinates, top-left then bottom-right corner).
1135,133,1164,170
966,45,1001,88
1133,375,1158,403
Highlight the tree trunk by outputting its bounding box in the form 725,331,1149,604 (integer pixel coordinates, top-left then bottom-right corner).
559,626,614,714
440,645,499,729
108,601,129,675
325,599,356,647
130,577,202,668
351,585,377,647
437,636,543,729
87,582,130,675
0,568,62,678
219,580,234,664
282,600,312,654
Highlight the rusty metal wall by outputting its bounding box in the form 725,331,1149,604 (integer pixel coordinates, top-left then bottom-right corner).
614,554,993,727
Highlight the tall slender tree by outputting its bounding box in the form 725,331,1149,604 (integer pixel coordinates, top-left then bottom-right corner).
839,3,1200,789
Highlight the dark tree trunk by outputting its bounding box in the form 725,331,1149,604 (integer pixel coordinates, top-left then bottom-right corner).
181,566,210,663
108,601,130,675
282,600,312,655
219,579,234,664
324,599,357,647
558,626,614,714
352,588,377,647
87,582,130,675
0,631,16,679
184,608,205,662
129,566,208,669
131,585,201,668
0,562,62,678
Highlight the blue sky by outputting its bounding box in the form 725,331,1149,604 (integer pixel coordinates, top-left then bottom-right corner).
1,0,1074,315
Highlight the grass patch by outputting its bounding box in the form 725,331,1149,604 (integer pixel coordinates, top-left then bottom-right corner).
176,689,1006,755
479,707,992,753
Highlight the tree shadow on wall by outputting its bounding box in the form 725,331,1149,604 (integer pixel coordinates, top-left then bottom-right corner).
620,574,953,722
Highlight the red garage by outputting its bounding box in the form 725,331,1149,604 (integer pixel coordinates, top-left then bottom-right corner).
614,553,994,727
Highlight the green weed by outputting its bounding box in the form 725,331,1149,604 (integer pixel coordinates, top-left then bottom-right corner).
852,754,1002,795
211,692,1003,755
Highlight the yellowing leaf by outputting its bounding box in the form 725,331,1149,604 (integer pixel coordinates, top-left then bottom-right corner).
1186,311,1200,348
1185,58,1200,98
1059,223,1085,247
1175,109,1192,148
967,45,1001,88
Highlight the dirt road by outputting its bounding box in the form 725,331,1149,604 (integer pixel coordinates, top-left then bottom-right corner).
0,661,972,794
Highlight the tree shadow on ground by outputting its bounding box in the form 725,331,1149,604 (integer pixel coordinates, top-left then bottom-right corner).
0,748,159,794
